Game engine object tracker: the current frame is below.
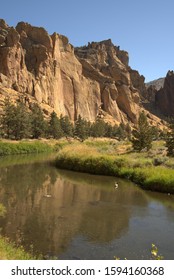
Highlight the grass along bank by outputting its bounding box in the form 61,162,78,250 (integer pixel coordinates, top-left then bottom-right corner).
0,139,66,156
54,139,174,194
0,237,40,260
0,203,40,260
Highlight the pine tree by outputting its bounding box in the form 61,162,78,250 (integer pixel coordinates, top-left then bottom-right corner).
12,101,31,140
60,115,73,137
131,112,153,151
151,126,159,140
30,104,46,139
165,120,174,156
1,99,16,139
74,115,88,141
125,123,132,140
90,119,106,137
111,124,119,138
85,121,91,138
116,123,127,140
49,111,63,139
104,123,114,138
1,99,31,139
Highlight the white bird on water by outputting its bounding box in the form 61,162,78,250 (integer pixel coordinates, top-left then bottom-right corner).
115,182,119,189
44,194,52,198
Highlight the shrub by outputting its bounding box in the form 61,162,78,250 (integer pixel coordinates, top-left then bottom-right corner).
153,157,167,166
165,121,174,156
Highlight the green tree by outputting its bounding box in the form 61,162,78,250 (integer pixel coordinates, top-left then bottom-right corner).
104,123,114,138
165,120,174,156
13,101,31,140
151,126,160,140
116,123,127,140
1,99,31,139
1,99,16,139
49,111,63,139
125,123,132,140
74,115,89,141
131,112,153,151
30,104,46,139
90,119,106,137
60,115,73,137
111,124,119,138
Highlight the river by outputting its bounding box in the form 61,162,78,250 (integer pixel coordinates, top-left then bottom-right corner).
0,153,174,259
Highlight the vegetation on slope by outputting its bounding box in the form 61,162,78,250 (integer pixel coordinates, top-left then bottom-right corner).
0,98,132,141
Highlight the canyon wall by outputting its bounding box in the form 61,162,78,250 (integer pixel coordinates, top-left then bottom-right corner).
0,19,165,127
155,71,174,116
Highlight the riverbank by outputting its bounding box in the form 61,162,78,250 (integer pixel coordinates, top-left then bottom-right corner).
0,236,39,260
54,139,174,194
0,139,62,156
0,138,174,194
0,203,37,260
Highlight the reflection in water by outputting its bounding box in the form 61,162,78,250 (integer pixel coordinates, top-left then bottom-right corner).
0,155,174,259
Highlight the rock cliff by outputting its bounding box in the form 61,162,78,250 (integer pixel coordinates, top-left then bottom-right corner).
0,19,164,127
146,77,164,91
155,71,174,116
0,19,100,121
75,40,150,124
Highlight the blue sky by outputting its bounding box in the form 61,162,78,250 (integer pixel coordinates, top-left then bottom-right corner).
1,0,174,82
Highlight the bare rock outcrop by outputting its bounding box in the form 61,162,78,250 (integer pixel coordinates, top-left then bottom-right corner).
146,77,164,91
145,77,164,104
0,19,165,127
0,20,100,121
129,69,147,98
155,71,174,116
75,40,147,124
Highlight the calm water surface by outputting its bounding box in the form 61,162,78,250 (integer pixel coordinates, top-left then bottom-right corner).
0,154,174,259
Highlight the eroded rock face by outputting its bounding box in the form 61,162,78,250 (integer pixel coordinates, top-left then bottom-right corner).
0,19,165,126
129,69,147,98
155,71,174,116
75,40,145,123
0,20,100,121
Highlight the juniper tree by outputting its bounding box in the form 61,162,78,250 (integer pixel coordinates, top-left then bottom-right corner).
104,123,114,138
111,124,119,138
49,111,63,139
74,115,85,141
116,123,127,140
1,99,16,139
165,120,174,156
131,112,153,151
12,101,31,139
74,115,90,141
125,123,132,140
60,115,73,137
90,119,106,137
1,99,31,139
30,104,46,138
